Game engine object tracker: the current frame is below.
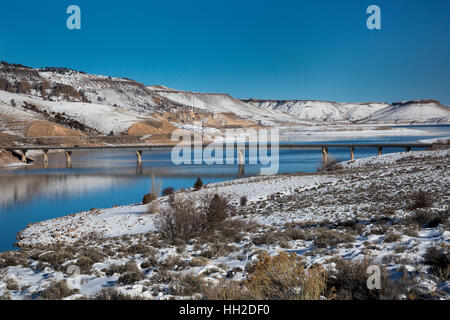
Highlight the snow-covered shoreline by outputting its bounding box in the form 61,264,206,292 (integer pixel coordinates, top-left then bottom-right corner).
16,148,449,248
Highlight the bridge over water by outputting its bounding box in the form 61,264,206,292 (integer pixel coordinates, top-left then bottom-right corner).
3,142,433,166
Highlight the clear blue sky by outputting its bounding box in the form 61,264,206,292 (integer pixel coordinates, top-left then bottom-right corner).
1,0,449,104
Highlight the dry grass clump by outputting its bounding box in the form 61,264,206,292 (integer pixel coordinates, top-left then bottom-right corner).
106,261,144,285
41,280,79,300
244,252,327,300
169,273,203,296
4,278,20,291
201,279,251,300
314,228,355,248
384,232,402,243
326,258,400,300
410,190,433,209
95,287,142,300
38,248,76,271
423,247,449,281
0,250,30,268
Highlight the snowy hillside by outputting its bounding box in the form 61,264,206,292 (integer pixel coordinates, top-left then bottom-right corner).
245,100,388,122
0,90,151,135
246,99,450,123
147,88,300,125
363,100,450,123
1,61,449,127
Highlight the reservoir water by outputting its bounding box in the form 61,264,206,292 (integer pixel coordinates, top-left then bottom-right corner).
0,125,449,251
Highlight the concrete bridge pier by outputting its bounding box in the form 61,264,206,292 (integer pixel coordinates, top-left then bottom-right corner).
350,147,355,161
238,164,245,177
238,149,245,165
136,150,143,164
377,147,383,156
322,147,328,166
64,150,72,164
20,150,28,163
43,150,49,164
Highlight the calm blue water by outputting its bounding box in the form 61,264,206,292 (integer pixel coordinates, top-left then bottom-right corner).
0,125,448,252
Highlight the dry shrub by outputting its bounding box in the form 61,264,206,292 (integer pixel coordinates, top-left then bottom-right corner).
155,193,235,242
142,193,157,204
201,279,251,300
38,248,76,271
314,228,355,248
424,247,449,281
384,232,401,243
161,187,175,196
95,287,141,300
117,261,143,285
240,196,248,206
317,156,341,172
327,258,399,300
204,194,232,224
147,201,160,214
170,273,203,296
411,190,433,209
193,177,203,190
155,194,206,241
41,280,79,300
245,252,327,300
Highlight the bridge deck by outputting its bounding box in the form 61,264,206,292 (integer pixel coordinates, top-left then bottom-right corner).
3,143,433,152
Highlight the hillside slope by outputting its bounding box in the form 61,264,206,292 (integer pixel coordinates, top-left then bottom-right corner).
243,99,389,122
147,88,300,125
363,100,450,123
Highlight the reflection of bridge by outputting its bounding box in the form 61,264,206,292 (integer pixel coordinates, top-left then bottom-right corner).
4,143,433,166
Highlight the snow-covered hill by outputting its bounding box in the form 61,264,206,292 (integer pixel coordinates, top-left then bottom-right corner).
147,88,300,125
1,61,449,128
243,100,389,122
245,99,450,123
363,100,450,123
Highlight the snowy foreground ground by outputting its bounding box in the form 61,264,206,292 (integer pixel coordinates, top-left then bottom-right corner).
1,149,449,300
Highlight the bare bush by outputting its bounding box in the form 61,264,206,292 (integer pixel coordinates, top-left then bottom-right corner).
424,247,449,281
411,190,433,209
326,258,400,300
41,280,79,300
161,187,175,196
245,252,327,300
155,194,206,241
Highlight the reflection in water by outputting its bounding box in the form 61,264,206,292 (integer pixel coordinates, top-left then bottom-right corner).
0,175,135,210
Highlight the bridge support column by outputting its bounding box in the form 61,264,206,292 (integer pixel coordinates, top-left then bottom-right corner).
64,151,72,164
21,150,28,163
322,147,328,167
136,150,143,164
43,150,49,164
377,147,383,156
238,149,245,165
405,146,411,152
350,147,355,161
238,164,245,177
